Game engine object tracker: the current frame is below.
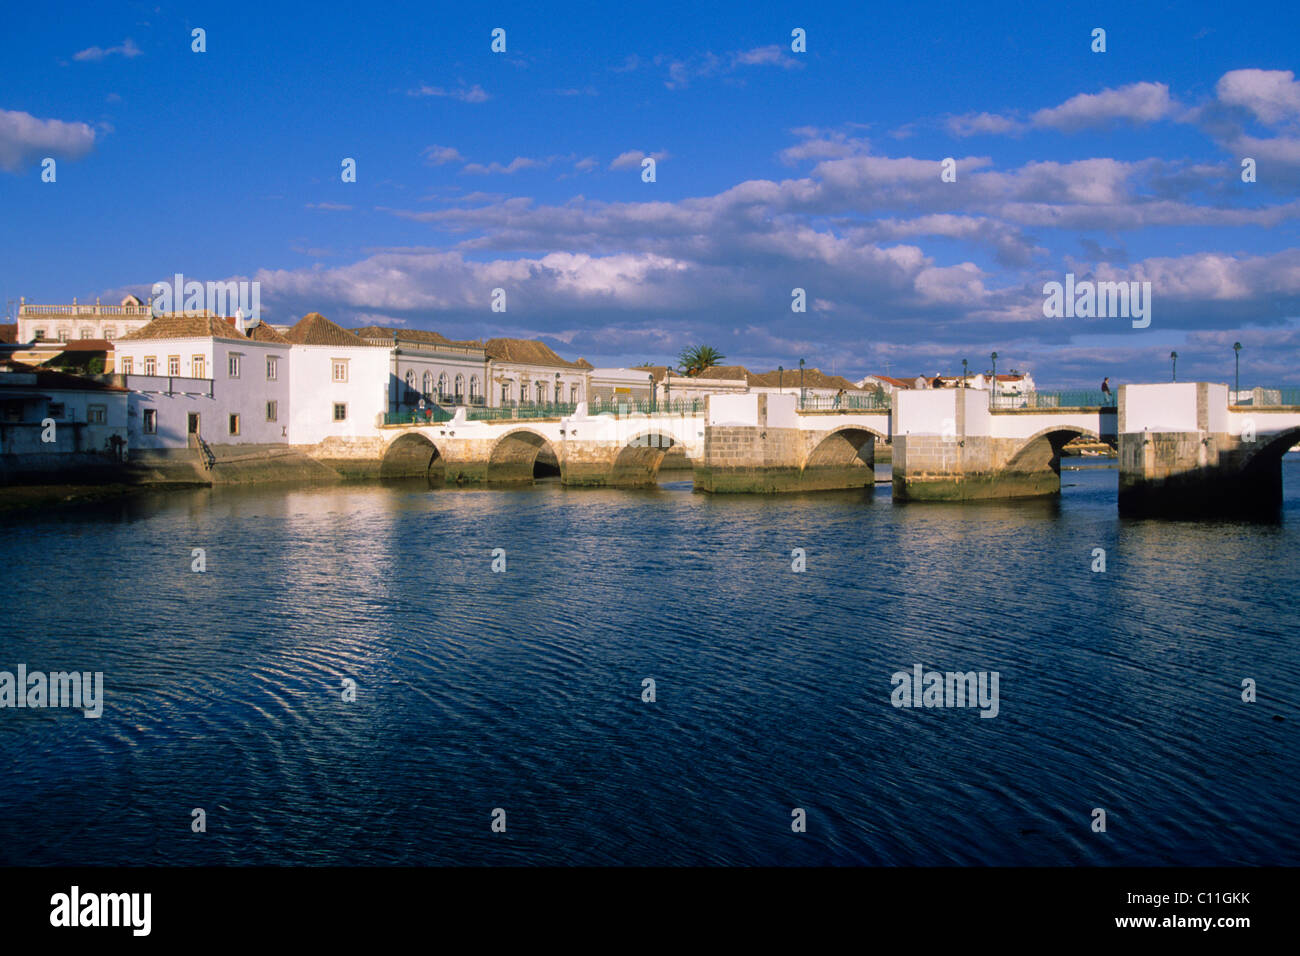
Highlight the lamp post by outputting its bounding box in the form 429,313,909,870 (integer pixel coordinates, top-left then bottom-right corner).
1233,342,1242,401
990,351,998,405
1171,351,1178,382
778,364,783,393
648,373,656,412
555,371,561,409
962,358,968,388
799,358,806,408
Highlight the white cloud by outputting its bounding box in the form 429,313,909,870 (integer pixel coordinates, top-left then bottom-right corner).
407,84,490,103
609,149,670,170
1031,82,1176,130
462,156,545,175
1216,69,1300,126
73,38,142,62
0,108,96,173
422,145,464,166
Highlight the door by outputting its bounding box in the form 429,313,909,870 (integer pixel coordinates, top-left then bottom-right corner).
188,413,200,435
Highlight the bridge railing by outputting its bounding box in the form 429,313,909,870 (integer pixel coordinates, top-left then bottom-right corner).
468,403,579,421
1233,388,1300,407
991,389,1116,409
798,393,891,411
384,407,453,425
588,397,705,416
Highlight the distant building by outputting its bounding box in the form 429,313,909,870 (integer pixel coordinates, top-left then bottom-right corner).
749,367,868,401
16,294,180,344
857,374,915,396
485,338,588,407
352,326,489,413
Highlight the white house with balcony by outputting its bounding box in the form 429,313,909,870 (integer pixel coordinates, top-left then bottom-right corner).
352,326,489,414
0,364,129,479
114,313,292,450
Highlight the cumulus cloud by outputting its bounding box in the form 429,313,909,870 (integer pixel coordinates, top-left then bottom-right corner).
422,145,464,166
0,108,96,173
1215,69,1300,126
1031,82,1177,130
462,156,546,175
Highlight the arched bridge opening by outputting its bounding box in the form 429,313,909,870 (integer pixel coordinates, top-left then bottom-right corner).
487,429,562,484
800,426,881,491
380,432,444,481
610,431,680,488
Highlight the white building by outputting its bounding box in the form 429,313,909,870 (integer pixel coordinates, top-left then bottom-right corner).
352,326,489,413
485,338,589,408
284,313,390,444
0,364,129,477
115,313,292,449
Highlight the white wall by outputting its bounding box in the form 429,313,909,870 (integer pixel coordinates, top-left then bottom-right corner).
895,389,956,435
288,344,389,444
1123,383,1199,432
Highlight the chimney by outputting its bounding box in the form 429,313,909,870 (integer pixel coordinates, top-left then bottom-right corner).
235,309,246,335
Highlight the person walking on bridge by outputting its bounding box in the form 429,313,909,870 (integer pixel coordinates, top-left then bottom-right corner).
1101,377,1113,404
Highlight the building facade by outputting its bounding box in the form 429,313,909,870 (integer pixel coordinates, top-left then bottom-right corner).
352,326,489,413
16,295,185,344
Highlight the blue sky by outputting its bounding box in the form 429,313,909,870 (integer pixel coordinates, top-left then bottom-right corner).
3,0,1299,386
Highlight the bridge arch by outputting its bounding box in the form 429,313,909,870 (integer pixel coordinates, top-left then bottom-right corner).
800,425,884,490
380,431,444,479
1002,425,1099,477
609,430,683,487
487,428,561,483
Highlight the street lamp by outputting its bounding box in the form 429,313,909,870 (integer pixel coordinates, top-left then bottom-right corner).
648,372,656,412
555,371,561,408
990,351,998,404
799,358,806,408
1233,342,1242,400
1171,351,1178,382
778,364,784,393
962,358,968,388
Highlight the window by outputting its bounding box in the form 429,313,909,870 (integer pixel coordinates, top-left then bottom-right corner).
167,355,180,376
81,328,93,339
536,382,546,404
228,354,241,378
266,401,278,422
555,382,562,404
454,374,465,401
332,402,347,422
332,359,349,383
47,403,65,419
87,404,107,425
501,382,511,404
438,373,449,399
570,384,578,404
193,356,205,378
120,356,133,374
144,356,157,375
266,356,278,381
422,371,433,398
104,327,116,341
34,329,45,341
470,375,481,402
228,413,240,435
58,329,68,343
143,408,157,434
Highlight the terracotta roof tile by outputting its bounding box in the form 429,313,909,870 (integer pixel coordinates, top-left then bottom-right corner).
484,337,584,368
120,314,244,342
284,313,374,347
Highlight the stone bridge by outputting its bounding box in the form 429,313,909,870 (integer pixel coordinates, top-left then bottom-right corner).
364,383,1300,514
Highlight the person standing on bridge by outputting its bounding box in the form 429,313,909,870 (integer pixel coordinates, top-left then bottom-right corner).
1101,377,1112,404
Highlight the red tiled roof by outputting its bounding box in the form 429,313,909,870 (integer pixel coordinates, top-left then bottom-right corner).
284,313,374,347
0,324,16,344
120,314,245,342
484,337,584,368
0,362,127,392
222,316,290,343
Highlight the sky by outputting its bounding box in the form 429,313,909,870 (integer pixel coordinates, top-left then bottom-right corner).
2,0,1299,387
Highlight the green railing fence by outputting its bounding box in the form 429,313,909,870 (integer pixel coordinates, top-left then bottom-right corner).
991,389,1116,409
797,393,891,411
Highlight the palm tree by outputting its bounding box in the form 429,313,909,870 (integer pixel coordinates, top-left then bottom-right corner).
678,345,726,377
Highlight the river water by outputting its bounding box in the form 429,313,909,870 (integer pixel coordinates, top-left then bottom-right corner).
2,461,1297,865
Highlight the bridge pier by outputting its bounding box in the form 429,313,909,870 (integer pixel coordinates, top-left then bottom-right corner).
891,388,1113,501
1117,383,1286,516
694,394,878,493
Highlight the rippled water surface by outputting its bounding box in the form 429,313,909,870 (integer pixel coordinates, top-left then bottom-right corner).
2,460,1298,865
